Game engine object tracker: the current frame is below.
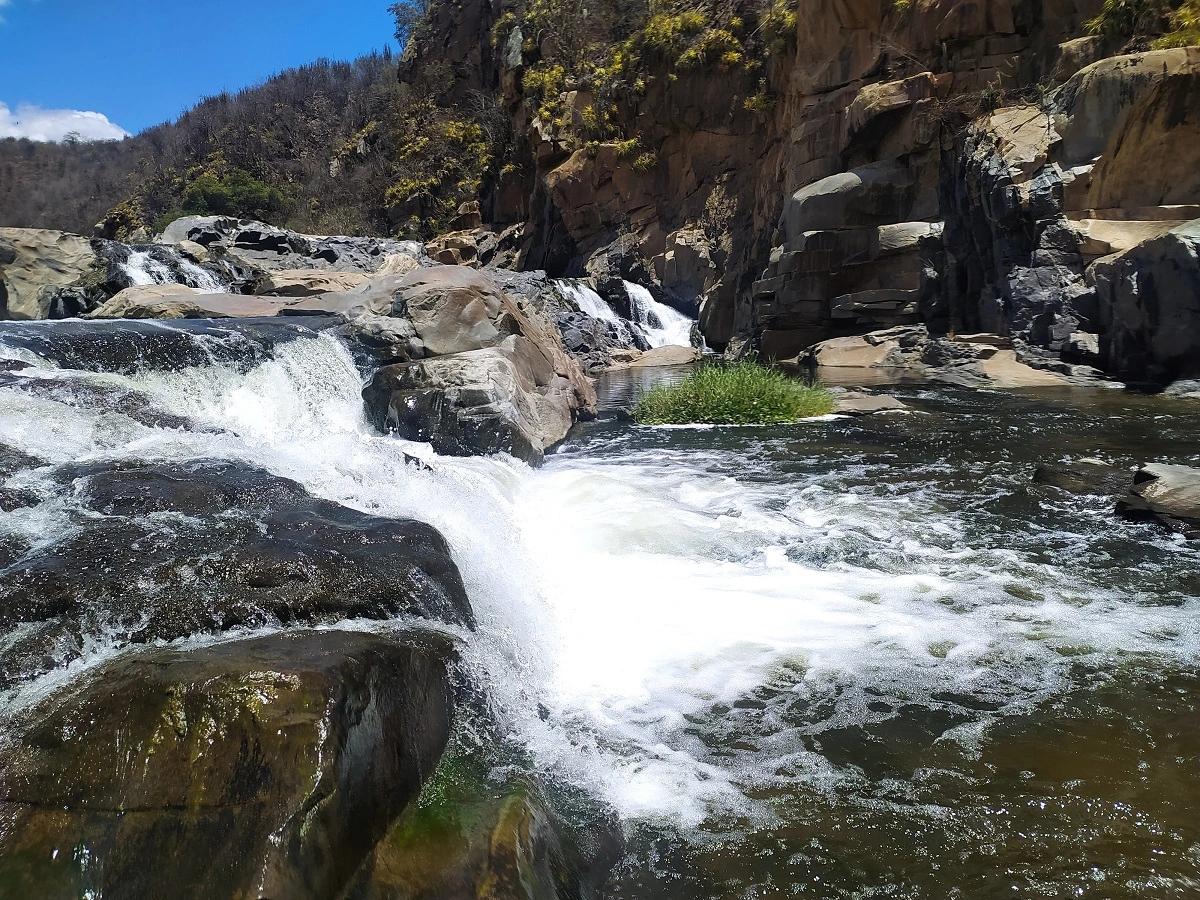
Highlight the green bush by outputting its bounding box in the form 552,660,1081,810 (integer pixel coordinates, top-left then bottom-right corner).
180,168,287,219
633,361,835,425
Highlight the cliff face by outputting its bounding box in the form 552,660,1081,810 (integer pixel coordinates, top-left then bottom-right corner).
408,0,1200,381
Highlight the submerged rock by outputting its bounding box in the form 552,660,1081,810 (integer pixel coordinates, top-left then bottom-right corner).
0,459,472,685
1033,459,1131,495
1116,463,1200,536
0,629,453,900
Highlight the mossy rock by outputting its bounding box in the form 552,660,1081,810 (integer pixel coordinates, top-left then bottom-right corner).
344,746,623,900
0,629,454,899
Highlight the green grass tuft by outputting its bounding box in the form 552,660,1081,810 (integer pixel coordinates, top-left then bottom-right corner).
633,361,835,426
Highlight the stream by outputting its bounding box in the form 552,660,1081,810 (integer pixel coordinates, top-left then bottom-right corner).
0,322,1198,897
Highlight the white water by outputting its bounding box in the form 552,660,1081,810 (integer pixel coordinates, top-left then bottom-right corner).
555,279,695,349
120,249,226,293
623,280,695,348
2,335,1199,833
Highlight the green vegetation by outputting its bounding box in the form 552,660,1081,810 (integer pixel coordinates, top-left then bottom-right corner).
1085,0,1174,39
180,167,288,218
1083,0,1200,45
634,361,835,425
1157,0,1200,45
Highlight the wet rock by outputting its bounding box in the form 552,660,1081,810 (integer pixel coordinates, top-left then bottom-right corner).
344,746,622,900
0,317,334,375
1164,379,1200,400
834,392,910,415
0,459,473,684
0,370,203,432
1116,463,1200,536
0,629,453,900
1033,459,1131,495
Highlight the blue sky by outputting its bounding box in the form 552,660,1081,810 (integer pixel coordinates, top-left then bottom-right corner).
0,0,398,140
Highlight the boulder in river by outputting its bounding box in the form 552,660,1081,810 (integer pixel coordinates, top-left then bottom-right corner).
1116,463,1200,537
360,267,596,463
0,459,473,686
1033,459,1132,495
0,629,453,900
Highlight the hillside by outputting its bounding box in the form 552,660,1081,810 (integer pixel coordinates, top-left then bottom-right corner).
0,52,405,238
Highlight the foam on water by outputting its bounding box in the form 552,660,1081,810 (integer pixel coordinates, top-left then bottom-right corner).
120,248,226,293
623,280,695,348
1,333,1199,836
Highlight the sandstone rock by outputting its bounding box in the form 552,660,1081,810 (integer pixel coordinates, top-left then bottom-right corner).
0,227,104,319
1087,69,1200,210
833,392,910,414
1053,49,1200,170
391,266,516,355
0,629,453,900
803,326,1075,388
255,268,371,296
607,344,702,369
363,338,581,464
88,286,302,319
1116,463,1200,536
782,159,935,237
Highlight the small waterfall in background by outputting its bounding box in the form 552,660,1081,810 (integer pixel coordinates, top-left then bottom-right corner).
622,280,695,348
555,279,695,349
119,247,227,293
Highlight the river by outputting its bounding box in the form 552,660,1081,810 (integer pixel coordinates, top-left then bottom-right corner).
0,322,1198,897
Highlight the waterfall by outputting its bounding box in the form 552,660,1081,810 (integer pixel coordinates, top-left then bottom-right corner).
555,279,695,349
2,319,1199,889
623,280,695,348
119,247,227,293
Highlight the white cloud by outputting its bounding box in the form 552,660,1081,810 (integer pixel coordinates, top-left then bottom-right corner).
0,102,130,142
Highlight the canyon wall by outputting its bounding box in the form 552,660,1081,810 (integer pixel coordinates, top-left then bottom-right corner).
408,0,1200,381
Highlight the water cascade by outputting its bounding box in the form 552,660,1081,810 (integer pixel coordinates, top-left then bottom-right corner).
1,322,1199,896
622,280,695,348
118,246,227,293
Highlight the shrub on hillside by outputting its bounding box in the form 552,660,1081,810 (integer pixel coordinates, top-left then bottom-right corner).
633,361,835,425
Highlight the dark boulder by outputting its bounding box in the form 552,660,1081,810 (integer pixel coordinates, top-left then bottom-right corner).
0,459,472,686
1032,459,1132,495
0,629,454,900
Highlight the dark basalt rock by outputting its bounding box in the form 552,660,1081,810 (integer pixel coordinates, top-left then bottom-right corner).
0,629,454,900
0,459,473,686
0,370,206,432
1032,459,1132,496
0,317,338,375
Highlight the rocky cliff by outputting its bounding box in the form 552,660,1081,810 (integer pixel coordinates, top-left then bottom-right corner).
398,0,1200,383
